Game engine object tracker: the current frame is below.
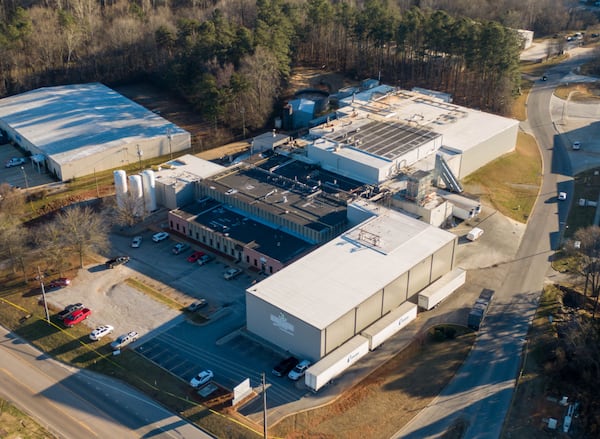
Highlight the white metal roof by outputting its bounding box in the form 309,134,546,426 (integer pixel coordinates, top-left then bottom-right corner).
0,83,188,165
352,89,519,154
154,154,225,186
247,202,456,330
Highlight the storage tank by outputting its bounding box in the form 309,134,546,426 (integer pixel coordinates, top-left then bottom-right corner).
128,174,144,216
141,169,157,212
113,170,128,208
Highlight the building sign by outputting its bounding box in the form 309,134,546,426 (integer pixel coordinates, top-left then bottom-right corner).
271,312,295,336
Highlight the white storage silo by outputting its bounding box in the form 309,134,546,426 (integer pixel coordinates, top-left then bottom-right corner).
141,169,157,212
113,170,128,208
128,174,144,216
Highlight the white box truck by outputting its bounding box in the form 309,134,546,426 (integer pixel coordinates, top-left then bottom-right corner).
304,335,369,392
418,268,466,311
466,227,484,241
362,302,417,350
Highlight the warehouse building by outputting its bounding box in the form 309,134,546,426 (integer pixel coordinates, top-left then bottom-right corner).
246,201,458,361
0,83,190,181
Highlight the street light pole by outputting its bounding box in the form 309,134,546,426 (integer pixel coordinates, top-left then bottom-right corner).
20,166,29,190
262,372,268,438
136,144,143,171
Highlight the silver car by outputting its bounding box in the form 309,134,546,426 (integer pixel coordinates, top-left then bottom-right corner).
110,331,138,350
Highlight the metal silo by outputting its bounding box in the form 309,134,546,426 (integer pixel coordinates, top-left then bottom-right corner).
113,170,128,208
141,169,157,212
128,174,144,216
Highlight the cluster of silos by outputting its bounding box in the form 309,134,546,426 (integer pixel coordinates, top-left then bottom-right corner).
113,169,157,214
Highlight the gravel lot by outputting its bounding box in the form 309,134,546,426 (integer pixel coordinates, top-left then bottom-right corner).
46,263,182,339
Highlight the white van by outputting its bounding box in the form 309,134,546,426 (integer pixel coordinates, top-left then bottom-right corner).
466,227,484,241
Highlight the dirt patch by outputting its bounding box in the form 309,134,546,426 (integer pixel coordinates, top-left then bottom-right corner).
114,83,233,152
283,67,356,99
271,327,475,439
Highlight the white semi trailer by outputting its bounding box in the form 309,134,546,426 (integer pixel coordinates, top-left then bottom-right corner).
418,268,466,311
362,302,417,350
304,335,369,392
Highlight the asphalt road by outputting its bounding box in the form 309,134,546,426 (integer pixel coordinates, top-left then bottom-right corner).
394,52,590,438
0,326,213,439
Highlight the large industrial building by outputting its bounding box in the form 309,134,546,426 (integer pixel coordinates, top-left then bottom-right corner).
246,201,458,361
0,83,190,181
303,87,519,185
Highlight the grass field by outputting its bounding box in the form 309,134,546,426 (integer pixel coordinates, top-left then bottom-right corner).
463,131,542,223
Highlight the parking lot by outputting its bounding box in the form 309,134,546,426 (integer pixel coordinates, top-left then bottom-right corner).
47,229,309,414
1,142,54,188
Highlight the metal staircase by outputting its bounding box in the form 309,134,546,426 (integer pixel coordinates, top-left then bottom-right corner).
435,154,463,193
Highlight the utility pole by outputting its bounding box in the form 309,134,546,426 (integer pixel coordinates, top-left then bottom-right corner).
37,266,50,322
167,127,173,161
94,168,100,198
241,106,246,139
262,372,268,439
20,166,34,212
136,144,143,171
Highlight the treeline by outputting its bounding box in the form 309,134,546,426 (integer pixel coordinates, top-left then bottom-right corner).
0,0,591,129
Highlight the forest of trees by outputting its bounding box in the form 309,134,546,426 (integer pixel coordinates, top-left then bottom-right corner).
0,0,596,130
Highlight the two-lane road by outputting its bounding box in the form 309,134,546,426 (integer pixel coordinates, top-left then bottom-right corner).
0,326,213,439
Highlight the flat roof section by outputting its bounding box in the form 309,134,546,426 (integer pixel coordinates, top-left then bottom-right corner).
204,160,349,230
324,120,440,161
176,202,313,263
154,154,225,186
0,83,188,165
247,203,457,330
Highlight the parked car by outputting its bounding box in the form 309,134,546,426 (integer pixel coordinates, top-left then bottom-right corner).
190,370,214,388
288,359,311,381
131,236,142,248
5,157,26,168
187,299,207,312
57,303,84,320
110,331,139,350
47,277,71,290
172,242,190,255
223,267,242,280
559,191,567,201
572,141,581,150
197,254,214,266
272,356,299,377
106,256,130,269
63,308,91,327
187,251,205,263
152,232,169,242
89,325,114,341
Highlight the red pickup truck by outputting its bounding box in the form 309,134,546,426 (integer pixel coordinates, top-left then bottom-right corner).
63,308,91,328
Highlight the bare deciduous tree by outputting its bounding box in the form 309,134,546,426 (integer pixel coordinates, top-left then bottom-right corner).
111,193,147,228
55,204,109,268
